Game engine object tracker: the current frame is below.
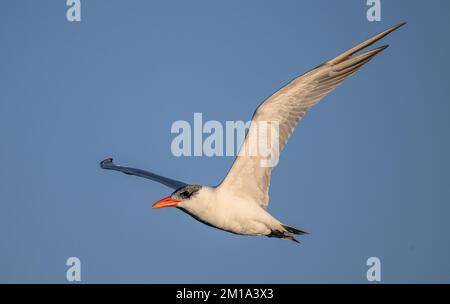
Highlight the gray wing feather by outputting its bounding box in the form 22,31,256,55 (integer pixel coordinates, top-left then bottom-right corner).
219,23,405,209
100,158,187,190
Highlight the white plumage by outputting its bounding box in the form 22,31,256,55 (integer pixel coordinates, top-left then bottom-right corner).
101,23,405,243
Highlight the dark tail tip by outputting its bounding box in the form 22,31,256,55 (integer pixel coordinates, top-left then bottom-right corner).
282,224,309,235
291,237,300,244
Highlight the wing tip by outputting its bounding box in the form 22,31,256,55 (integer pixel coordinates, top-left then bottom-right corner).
365,44,390,61
100,157,114,169
396,21,407,29
383,22,406,37
373,44,389,54
327,22,405,65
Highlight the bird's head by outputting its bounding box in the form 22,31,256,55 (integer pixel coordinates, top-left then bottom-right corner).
152,185,203,209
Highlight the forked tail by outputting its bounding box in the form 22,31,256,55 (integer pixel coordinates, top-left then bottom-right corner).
267,224,309,244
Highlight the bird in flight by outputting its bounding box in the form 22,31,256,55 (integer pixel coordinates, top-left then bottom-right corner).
101,23,405,243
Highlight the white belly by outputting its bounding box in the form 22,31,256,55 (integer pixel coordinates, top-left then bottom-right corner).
178,186,283,236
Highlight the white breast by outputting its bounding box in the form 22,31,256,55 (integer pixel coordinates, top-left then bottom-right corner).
179,186,282,235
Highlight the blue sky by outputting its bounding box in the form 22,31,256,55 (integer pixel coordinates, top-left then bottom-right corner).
1,0,450,283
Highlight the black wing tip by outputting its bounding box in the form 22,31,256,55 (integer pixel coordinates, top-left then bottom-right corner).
388,22,406,35
389,22,406,32
100,157,114,168
372,44,389,55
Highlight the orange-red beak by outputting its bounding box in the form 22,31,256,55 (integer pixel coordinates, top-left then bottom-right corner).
152,196,181,209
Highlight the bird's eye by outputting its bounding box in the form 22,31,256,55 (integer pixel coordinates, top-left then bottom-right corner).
180,191,190,198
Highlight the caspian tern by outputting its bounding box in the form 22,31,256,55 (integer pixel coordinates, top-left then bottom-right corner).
101,23,405,243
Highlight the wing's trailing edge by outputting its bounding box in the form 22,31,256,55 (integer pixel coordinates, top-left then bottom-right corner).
219,23,406,209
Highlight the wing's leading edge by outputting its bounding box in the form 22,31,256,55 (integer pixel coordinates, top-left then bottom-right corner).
219,23,406,209
100,158,187,190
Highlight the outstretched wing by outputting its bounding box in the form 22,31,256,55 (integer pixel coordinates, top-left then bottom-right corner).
218,23,405,209
100,158,187,190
